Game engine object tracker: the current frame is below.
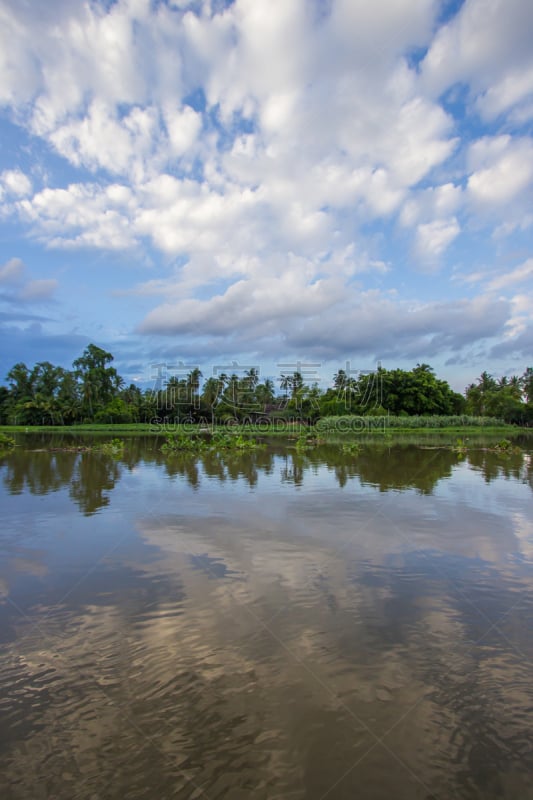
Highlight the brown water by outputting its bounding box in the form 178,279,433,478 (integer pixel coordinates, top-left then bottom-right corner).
1,434,533,799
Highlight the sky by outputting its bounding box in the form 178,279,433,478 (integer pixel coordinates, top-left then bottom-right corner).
0,0,532,394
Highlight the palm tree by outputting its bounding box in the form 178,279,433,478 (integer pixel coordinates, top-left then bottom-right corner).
256,379,275,410
244,367,259,391
187,367,202,394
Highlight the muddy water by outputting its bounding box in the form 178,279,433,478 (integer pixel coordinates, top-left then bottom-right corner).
1,435,532,799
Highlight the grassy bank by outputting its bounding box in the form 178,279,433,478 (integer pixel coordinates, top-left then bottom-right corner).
0,418,527,439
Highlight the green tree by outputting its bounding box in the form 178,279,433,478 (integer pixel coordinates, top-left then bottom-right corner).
255,378,275,410
521,368,533,404
5,362,33,423
73,344,122,419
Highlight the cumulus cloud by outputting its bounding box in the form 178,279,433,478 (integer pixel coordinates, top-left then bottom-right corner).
0,0,531,374
138,275,512,365
467,136,533,206
1,169,32,197
139,269,342,338
422,0,533,116
415,217,460,261
17,183,136,250
399,183,462,228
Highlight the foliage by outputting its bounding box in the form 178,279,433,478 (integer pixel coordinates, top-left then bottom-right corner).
465,371,531,424
316,414,508,430
161,430,263,455
342,442,361,454
0,432,15,449
295,432,324,450
161,433,205,454
97,438,125,456
209,431,262,451
493,439,521,454
94,398,134,424
1,348,532,428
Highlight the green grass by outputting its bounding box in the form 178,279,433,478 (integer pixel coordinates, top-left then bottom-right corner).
314,414,511,430
0,422,157,434
0,418,528,441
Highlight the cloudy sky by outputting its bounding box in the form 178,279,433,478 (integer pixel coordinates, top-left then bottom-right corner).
0,0,532,391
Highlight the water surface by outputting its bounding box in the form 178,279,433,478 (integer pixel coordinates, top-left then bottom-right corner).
1,435,532,799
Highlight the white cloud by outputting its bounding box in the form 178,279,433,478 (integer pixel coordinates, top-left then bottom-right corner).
503,293,533,339
400,182,463,228
415,217,460,260
486,258,533,292
1,169,32,197
136,265,513,366
48,101,163,181
164,105,202,156
422,0,533,113
0,0,531,373
17,183,136,250
0,257,25,284
325,0,438,71
479,65,533,120
467,136,533,206
0,0,458,207
139,267,342,338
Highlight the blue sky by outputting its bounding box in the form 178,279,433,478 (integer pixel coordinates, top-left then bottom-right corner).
0,0,532,393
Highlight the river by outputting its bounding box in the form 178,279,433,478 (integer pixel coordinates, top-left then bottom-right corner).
1,433,532,799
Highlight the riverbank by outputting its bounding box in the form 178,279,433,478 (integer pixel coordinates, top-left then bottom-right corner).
1,420,529,441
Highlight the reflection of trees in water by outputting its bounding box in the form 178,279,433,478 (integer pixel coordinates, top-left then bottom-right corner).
466,448,526,484
69,453,121,515
280,452,305,486
1,447,121,515
162,449,269,488
356,445,458,494
525,455,533,494
164,454,201,489
3,437,531,503
277,444,458,494
2,450,79,496
323,443,530,494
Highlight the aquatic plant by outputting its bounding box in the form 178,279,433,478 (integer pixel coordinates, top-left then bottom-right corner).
161,431,263,455
209,432,262,451
493,439,521,454
161,433,205,453
341,442,361,455
0,432,15,449
100,438,125,454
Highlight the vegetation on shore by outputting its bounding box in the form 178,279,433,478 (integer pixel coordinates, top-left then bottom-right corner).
0,419,528,438
1,343,532,428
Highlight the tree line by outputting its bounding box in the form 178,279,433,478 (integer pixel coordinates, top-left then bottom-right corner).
0,344,531,425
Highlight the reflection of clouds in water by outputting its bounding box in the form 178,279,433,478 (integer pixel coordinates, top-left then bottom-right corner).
2,503,532,799
0,554,49,600
1,442,533,798
511,510,533,561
